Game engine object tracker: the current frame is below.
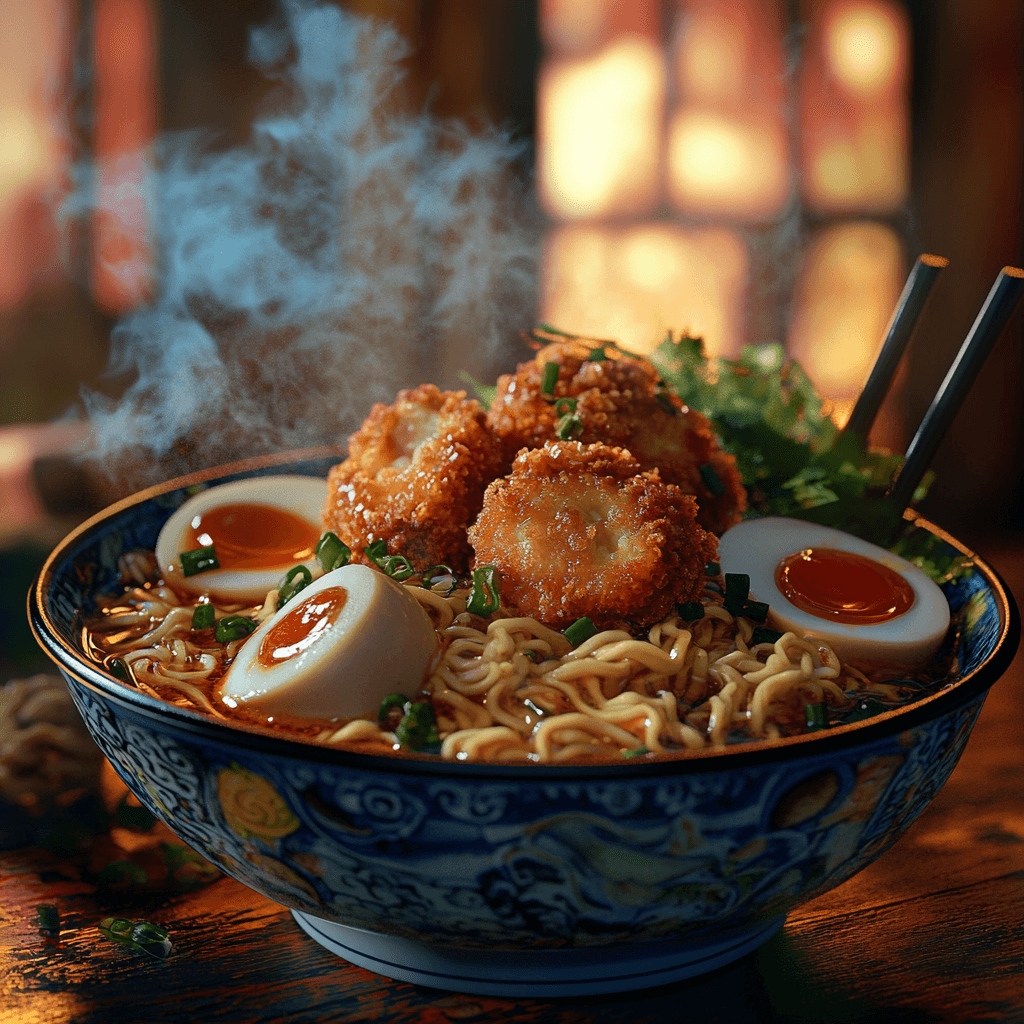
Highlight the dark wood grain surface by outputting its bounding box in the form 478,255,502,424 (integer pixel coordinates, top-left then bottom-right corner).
3,539,1022,1024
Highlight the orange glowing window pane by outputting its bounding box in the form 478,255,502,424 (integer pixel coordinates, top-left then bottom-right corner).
0,0,67,310
800,0,908,213
668,0,790,220
540,224,748,358
92,0,157,312
787,222,903,411
538,37,664,220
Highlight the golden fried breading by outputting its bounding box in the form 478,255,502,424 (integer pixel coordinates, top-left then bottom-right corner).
324,384,508,572
487,340,746,534
467,441,718,630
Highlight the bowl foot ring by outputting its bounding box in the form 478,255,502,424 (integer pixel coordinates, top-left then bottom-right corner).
291,911,786,996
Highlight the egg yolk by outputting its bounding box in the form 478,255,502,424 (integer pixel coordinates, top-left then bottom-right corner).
186,503,319,569
258,587,349,666
774,547,915,625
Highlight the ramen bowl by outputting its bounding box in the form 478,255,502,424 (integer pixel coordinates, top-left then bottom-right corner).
28,453,1020,996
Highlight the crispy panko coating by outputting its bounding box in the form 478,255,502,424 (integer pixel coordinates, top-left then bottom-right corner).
467,441,718,630
487,339,747,534
324,384,508,572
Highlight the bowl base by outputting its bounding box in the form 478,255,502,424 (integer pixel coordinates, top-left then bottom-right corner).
291,911,786,996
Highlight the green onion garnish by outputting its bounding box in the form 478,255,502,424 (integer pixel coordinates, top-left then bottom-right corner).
191,604,215,631
705,562,720,577
805,703,829,731
422,564,456,595
395,702,441,752
131,921,172,959
699,463,725,496
564,616,597,646
587,345,607,361
749,626,784,646
555,412,584,440
380,554,415,581
215,616,257,643
98,917,135,947
316,531,351,572
541,361,560,394
179,545,219,577
466,565,501,617
622,746,649,758
108,657,130,681
37,904,60,936
677,601,704,621
553,397,577,416
364,539,388,567
378,693,408,726
278,565,313,605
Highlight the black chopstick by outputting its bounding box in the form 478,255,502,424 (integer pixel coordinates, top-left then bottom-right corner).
843,254,948,442
887,265,1024,513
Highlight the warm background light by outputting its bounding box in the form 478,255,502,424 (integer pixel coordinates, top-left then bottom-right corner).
541,224,747,358
538,37,664,220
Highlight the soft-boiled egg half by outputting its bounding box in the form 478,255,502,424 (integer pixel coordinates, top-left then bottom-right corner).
220,563,438,720
154,475,328,604
717,517,950,671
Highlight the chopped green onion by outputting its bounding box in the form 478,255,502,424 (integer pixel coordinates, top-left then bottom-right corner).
655,391,677,415
553,397,577,416
705,562,720,577
555,412,583,440
564,616,597,646
622,746,649,758
677,601,705,621
395,702,441,752
541,361,560,394
380,554,415,581
316,531,351,572
741,600,769,623
466,565,501,617
37,904,60,936
805,703,829,731
191,604,215,631
215,616,257,643
378,693,409,726
699,463,726,496
108,657,130,681
179,545,219,577
364,539,388,567
422,564,456,595
98,917,135,947
724,573,750,606
749,626,784,646
131,921,172,959
587,345,607,361
278,565,313,606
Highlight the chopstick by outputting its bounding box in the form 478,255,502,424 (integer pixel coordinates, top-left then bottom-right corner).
887,265,1024,514
843,254,948,442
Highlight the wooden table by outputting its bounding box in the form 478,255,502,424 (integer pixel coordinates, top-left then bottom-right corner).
3,538,1023,1024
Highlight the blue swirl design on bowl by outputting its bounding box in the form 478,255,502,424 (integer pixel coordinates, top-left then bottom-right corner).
32,456,1019,955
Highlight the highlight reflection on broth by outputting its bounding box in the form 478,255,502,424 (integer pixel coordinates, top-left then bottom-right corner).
84,338,955,762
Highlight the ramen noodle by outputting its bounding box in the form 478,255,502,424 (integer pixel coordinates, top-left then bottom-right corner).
83,557,925,763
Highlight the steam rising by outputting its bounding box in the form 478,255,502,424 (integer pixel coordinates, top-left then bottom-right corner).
72,0,541,489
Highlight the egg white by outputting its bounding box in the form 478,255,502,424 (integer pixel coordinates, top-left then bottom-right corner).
220,563,438,720
717,517,950,671
154,475,328,604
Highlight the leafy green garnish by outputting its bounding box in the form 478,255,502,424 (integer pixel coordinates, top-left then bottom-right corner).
458,370,497,410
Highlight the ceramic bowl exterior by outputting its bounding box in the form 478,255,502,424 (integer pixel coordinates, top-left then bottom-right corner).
30,455,1020,956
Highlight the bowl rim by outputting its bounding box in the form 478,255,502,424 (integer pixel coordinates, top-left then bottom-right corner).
27,449,1022,780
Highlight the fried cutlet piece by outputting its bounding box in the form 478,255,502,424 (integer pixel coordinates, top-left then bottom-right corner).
487,340,747,534
324,384,508,572
467,441,718,630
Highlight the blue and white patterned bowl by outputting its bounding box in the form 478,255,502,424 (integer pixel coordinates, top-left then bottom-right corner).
28,452,1020,996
